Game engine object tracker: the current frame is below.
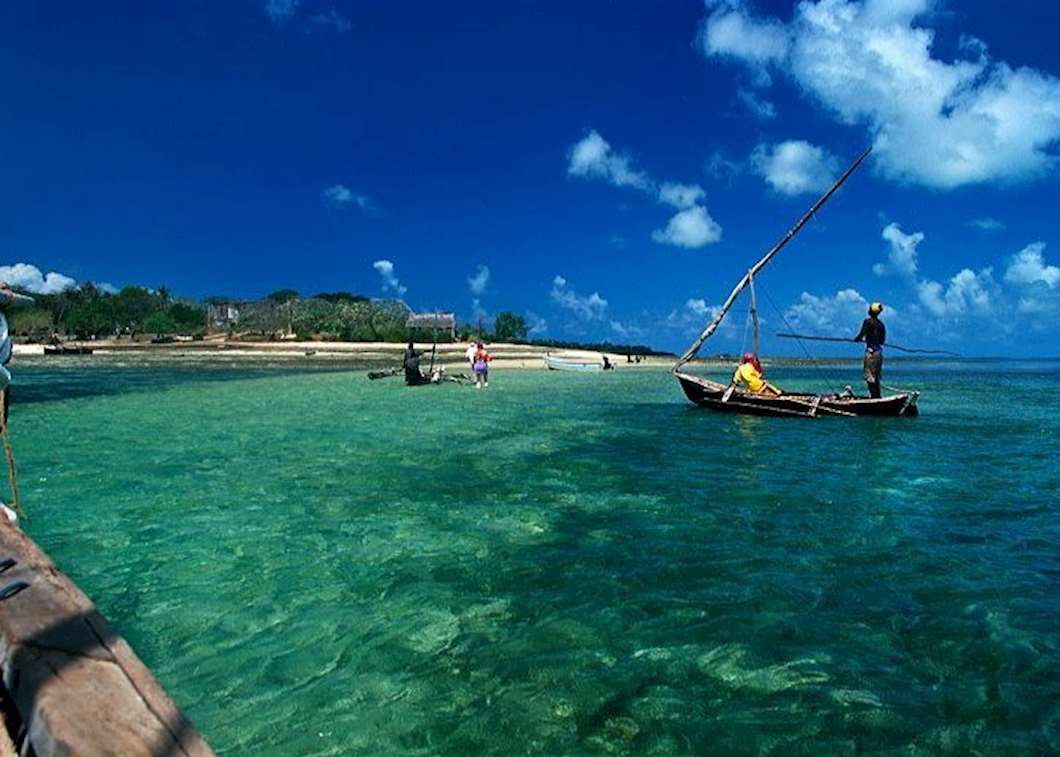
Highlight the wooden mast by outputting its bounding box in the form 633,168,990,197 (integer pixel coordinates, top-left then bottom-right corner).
673,146,872,371
748,269,759,359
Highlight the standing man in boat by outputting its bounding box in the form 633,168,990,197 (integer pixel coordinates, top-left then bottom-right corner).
854,302,886,398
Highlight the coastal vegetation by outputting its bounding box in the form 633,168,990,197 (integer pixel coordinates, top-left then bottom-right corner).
6,283,661,354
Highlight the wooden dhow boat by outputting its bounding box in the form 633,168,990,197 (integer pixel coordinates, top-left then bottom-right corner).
672,147,919,419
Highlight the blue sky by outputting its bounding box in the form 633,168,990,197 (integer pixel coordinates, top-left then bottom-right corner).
2,1,1059,355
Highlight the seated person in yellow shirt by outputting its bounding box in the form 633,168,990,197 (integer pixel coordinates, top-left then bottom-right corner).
732,353,782,396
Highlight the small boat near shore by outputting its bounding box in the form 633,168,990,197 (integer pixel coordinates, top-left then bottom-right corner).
544,353,606,372
43,344,94,356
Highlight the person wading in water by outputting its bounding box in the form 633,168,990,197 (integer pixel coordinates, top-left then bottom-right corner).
854,302,886,398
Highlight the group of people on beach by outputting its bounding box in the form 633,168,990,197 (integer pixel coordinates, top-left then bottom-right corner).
401,339,493,388
730,302,887,398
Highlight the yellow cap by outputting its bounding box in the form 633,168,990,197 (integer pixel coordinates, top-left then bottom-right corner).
868,302,883,315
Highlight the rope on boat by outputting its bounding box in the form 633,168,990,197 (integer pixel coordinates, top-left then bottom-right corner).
760,285,844,395
0,391,25,520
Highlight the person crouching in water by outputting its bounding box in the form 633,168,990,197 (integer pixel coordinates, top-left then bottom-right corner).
854,302,885,398
732,352,781,396
402,342,423,385
473,342,492,389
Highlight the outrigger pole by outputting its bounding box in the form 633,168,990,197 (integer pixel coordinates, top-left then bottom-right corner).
776,333,961,357
673,145,873,371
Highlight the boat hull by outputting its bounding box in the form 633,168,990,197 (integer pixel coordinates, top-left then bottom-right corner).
544,354,603,372
674,372,918,418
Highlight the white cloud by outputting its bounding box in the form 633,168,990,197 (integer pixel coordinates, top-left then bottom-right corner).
567,131,723,249
0,263,77,294
372,259,407,297
1004,242,1059,288
567,131,651,191
737,88,777,120
470,298,489,323
969,217,1006,232
609,320,644,339
652,207,723,249
664,297,734,339
875,222,923,277
700,8,790,69
98,282,119,295
468,265,490,295
751,140,840,196
526,311,548,335
917,268,999,317
684,298,712,317
785,288,872,333
702,0,1060,188
550,275,608,320
322,184,372,210
658,182,706,209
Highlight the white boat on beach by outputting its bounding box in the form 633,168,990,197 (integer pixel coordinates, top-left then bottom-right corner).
543,352,606,372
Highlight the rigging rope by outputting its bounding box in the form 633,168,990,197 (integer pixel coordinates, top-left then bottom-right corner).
0,392,25,521
759,286,844,395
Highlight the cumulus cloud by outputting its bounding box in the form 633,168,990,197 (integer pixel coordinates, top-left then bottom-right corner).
875,222,923,278
526,311,548,335
917,268,1000,317
700,6,790,69
322,184,372,211
786,288,873,333
567,131,723,249
701,0,1060,188
468,265,490,295
652,207,723,248
664,297,735,338
751,140,840,195
550,275,608,320
609,320,644,339
567,131,651,191
1004,242,1059,288
737,88,777,120
0,263,78,294
372,259,407,297
658,182,706,209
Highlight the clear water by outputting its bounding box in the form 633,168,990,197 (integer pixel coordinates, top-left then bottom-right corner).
9,358,1060,754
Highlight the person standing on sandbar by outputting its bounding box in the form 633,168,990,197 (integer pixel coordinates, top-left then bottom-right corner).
854,302,886,399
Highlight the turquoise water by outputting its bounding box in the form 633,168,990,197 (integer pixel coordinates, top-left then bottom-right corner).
9,358,1060,754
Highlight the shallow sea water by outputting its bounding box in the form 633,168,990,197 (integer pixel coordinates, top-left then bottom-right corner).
9,358,1060,754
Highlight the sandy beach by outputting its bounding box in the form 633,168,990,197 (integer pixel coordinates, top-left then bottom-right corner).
13,339,674,370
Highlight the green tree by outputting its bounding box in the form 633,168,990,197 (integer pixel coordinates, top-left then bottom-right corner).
169,302,207,332
267,289,300,303
493,312,528,342
65,298,116,337
8,308,54,337
143,310,177,335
